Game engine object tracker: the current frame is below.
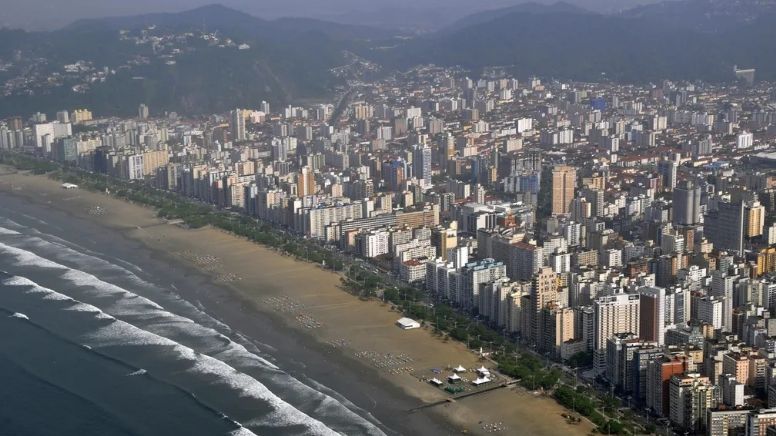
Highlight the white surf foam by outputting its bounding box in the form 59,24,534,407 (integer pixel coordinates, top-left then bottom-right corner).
56,270,285,372
1,240,285,371
1,274,334,435
3,275,37,287
127,369,147,376
0,242,64,269
0,236,386,435
7,234,257,341
229,428,256,436
9,312,29,320
0,226,21,235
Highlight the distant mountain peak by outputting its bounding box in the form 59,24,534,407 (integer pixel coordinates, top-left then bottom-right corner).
63,3,261,32
173,3,258,20
185,3,239,13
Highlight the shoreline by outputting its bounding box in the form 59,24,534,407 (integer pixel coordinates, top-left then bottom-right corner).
0,167,595,436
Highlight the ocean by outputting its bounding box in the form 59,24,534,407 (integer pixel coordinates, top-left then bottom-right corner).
0,193,388,436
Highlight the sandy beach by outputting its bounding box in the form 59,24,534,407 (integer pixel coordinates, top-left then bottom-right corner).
0,167,595,436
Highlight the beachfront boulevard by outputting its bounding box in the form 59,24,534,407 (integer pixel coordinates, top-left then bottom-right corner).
3,67,776,436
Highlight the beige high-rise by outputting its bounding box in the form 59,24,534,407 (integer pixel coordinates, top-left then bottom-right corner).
530,267,558,344
297,166,315,197
552,165,576,216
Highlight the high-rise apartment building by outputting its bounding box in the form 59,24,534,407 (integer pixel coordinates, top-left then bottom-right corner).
138,103,149,120
669,373,719,432
540,303,574,357
594,293,640,370
530,267,558,345
745,200,766,238
672,180,701,226
431,222,458,261
382,159,407,192
646,355,688,417
639,286,666,345
297,166,315,197
594,293,641,350
552,165,576,216
705,200,745,254
462,258,506,310
231,108,246,142
412,144,432,187
657,160,678,191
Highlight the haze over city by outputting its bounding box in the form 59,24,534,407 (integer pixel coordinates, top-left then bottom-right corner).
3,0,776,435
3,0,668,30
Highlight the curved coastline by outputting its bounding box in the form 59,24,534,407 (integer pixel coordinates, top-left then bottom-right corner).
0,167,596,436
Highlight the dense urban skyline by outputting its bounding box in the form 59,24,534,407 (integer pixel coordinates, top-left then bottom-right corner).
4,60,776,434
4,0,776,435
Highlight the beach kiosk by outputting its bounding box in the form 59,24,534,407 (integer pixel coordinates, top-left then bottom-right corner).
447,373,462,383
476,366,491,377
396,317,421,330
430,378,443,387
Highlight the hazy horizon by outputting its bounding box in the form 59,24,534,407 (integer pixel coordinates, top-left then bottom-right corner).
0,0,671,31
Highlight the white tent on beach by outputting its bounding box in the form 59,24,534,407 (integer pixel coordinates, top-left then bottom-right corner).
453,365,466,373
448,373,462,383
472,377,491,386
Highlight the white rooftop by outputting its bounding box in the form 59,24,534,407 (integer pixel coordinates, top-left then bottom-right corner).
396,317,421,329
472,377,491,385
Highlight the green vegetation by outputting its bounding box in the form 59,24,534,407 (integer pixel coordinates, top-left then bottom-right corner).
0,153,59,174
445,386,464,394
496,353,561,390
555,385,606,424
566,351,594,368
554,385,635,434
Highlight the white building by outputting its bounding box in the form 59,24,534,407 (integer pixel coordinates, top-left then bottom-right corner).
396,317,421,330
696,296,724,330
600,249,623,268
594,293,640,370
124,154,144,180
358,230,390,258
516,118,533,134
736,131,753,149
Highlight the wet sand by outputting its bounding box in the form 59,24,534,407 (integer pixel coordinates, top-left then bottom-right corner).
0,168,595,436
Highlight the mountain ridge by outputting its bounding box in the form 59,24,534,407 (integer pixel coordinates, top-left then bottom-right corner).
371,1,776,83
0,5,388,118
3,2,776,118
63,4,396,41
